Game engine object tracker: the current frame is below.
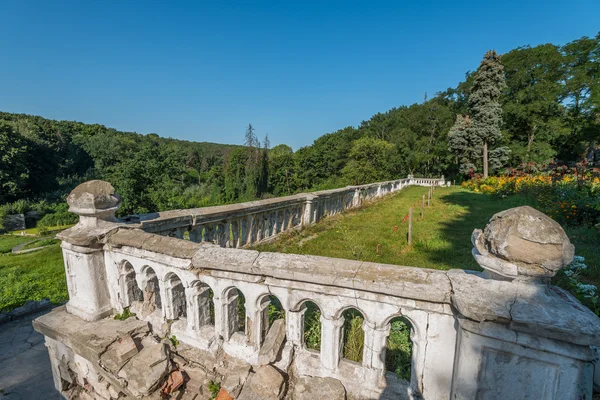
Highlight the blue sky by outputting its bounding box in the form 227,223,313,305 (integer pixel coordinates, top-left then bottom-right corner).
1,1,598,149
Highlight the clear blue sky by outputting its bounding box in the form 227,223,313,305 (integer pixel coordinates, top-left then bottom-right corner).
1,1,598,149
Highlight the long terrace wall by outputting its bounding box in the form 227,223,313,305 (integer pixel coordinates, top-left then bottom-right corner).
135,176,446,247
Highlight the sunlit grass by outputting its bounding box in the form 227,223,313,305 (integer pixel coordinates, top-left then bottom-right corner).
0,240,67,311
252,186,599,286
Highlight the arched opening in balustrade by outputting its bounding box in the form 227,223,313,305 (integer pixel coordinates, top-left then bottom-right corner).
141,266,162,311
385,317,414,382
165,272,186,320
222,287,246,340
341,308,365,364
300,301,321,352
119,261,143,308
257,294,286,345
189,281,215,330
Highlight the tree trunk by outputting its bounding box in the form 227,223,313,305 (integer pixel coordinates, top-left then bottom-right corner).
483,140,488,178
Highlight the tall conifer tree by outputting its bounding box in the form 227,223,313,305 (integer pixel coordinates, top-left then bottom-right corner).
468,50,509,177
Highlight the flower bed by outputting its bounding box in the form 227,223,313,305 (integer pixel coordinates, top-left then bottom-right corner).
462,175,600,227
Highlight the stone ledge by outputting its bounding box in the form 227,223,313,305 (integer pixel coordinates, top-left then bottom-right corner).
448,270,600,346
33,306,150,364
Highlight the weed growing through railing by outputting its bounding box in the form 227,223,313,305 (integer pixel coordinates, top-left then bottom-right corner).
114,307,136,321
342,309,365,362
267,295,285,326
386,318,413,381
169,335,179,348
303,303,322,351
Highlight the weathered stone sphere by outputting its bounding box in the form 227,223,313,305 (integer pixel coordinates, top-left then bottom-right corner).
473,206,574,279
67,180,122,217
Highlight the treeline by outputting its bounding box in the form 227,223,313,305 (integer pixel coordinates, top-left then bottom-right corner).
1,33,598,218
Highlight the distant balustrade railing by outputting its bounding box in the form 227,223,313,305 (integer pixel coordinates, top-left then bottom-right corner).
135,176,446,247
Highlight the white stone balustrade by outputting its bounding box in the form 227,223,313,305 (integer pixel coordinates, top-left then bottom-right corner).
35,179,600,400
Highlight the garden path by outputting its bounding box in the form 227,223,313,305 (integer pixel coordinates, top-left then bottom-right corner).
0,310,58,400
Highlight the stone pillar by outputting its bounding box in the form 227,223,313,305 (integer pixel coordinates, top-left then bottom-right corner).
320,315,345,371
59,180,122,321
303,195,317,226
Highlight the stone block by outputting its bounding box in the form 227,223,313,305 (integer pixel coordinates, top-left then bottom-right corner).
100,334,139,374
117,342,170,397
293,376,346,400
258,319,286,365
221,364,251,398
249,365,285,400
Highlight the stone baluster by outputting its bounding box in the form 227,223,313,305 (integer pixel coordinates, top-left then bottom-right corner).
175,227,186,239
230,220,240,248
218,222,229,247
320,315,345,371
186,291,199,331
256,214,264,242
248,215,257,244
220,290,239,341
213,291,225,338
245,294,263,349
362,320,391,374
241,216,250,245
158,280,170,321
287,308,306,346
204,224,215,243
274,210,283,233
189,225,204,242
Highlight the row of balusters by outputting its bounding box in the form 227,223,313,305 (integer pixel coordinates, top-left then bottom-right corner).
157,180,418,247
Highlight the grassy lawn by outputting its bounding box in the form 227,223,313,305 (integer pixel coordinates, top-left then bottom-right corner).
253,186,600,286
0,237,67,311
8,224,74,236
21,238,61,250
0,235,34,254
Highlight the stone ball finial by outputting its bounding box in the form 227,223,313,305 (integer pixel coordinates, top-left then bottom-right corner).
67,180,121,220
472,206,574,281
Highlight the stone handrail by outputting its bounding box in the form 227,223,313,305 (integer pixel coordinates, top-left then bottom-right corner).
34,179,600,400
134,176,446,247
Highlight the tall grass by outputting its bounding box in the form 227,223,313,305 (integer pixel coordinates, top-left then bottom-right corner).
303,302,322,351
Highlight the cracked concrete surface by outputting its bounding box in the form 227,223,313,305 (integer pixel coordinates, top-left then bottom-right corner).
0,310,59,400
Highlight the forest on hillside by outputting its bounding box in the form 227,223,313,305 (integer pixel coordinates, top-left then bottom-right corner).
0,33,598,221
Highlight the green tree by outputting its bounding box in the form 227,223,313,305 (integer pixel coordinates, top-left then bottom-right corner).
268,144,295,195
0,123,29,203
341,137,395,185
468,50,509,177
502,44,566,164
448,114,477,174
